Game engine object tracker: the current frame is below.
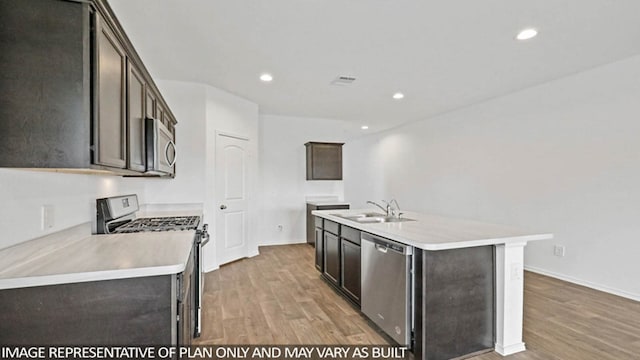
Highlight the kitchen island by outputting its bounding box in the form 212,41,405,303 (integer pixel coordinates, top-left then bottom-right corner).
0,223,196,345
313,209,552,359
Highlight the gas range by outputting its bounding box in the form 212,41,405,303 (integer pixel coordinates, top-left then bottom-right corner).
96,194,209,338
96,194,202,234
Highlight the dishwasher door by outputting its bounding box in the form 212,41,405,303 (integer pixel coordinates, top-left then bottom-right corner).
361,233,413,347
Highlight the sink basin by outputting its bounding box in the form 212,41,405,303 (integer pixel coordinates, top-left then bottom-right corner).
332,213,415,223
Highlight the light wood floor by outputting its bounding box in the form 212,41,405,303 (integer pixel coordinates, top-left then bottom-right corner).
195,245,640,359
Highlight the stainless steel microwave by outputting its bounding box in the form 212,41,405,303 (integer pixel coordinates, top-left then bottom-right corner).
145,117,176,175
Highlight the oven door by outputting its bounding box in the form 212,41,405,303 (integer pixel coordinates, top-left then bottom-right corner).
145,117,176,176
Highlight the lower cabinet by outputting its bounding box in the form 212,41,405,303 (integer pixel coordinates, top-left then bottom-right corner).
0,250,195,346
306,203,349,244
315,216,361,306
323,231,340,285
340,238,361,303
315,227,324,271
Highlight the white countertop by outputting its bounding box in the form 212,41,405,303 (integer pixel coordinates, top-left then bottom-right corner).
312,209,552,250
0,225,195,290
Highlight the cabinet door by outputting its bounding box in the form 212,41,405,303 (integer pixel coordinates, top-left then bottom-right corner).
323,232,340,285
127,61,146,172
315,227,323,272
94,13,126,168
305,143,343,180
157,101,166,126
341,239,361,304
145,89,156,119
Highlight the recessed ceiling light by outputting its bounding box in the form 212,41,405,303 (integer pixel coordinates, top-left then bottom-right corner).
516,28,538,41
361,125,369,130
259,73,273,82
392,92,404,100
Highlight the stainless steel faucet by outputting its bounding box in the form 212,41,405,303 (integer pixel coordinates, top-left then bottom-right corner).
384,199,401,218
367,199,402,218
366,200,390,216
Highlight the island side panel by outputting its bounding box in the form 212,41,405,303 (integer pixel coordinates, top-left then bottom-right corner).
415,246,495,360
0,275,173,345
494,242,527,355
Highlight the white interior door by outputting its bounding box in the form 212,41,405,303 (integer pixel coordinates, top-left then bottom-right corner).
215,133,249,266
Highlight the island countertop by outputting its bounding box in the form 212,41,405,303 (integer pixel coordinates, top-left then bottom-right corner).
0,226,195,290
312,209,553,250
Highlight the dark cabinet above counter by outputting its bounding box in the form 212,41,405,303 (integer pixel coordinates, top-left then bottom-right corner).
0,0,177,177
305,142,344,180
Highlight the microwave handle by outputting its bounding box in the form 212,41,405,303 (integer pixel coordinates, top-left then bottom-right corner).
165,140,177,167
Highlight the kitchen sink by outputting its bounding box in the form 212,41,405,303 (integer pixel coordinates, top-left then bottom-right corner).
332,213,416,223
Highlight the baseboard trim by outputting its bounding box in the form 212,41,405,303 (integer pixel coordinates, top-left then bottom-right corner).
257,239,307,246
525,266,640,302
495,342,526,356
204,264,219,273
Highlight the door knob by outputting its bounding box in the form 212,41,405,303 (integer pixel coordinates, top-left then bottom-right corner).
220,204,227,210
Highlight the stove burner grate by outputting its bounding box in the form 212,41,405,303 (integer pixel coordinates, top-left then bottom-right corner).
114,216,200,233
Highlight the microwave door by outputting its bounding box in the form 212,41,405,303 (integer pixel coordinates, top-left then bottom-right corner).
145,118,176,175
157,124,176,174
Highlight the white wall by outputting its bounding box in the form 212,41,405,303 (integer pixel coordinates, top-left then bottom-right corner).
0,169,144,249
140,80,208,205
345,55,640,300
143,80,261,271
258,115,356,245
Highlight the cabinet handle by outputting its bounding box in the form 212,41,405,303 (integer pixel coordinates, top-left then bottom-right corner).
165,140,177,167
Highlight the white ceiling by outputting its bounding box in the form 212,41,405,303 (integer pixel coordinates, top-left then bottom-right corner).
109,0,640,131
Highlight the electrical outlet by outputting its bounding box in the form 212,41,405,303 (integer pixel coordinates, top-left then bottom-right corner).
277,224,283,232
553,245,565,257
41,205,55,230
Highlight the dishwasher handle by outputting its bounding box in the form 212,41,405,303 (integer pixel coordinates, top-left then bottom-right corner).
362,233,412,256
375,244,388,253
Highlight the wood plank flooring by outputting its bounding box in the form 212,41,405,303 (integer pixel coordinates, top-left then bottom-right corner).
195,244,640,360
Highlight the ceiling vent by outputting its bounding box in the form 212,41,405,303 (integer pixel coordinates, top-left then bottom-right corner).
330,75,356,86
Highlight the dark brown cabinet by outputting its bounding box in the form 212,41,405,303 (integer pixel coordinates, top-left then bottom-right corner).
306,203,349,245
340,227,361,304
126,62,147,172
0,0,178,176
146,89,157,119
157,101,166,126
315,227,324,272
315,216,361,306
323,230,340,285
0,0,91,168
305,142,344,180
94,13,127,169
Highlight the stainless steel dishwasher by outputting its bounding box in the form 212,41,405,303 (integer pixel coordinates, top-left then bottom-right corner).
361,232,413,347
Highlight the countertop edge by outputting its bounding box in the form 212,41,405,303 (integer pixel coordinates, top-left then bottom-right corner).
0,263,186,290
313,210,553,250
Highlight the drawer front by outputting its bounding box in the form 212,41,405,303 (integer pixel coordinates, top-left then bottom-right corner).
315,216,323,229
341,225,361,245
324,220,339,235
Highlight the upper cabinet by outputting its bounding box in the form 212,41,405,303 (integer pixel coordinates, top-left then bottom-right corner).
305,142,344,180
94,12,127,169
0,0,177,177
127,61,147,172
